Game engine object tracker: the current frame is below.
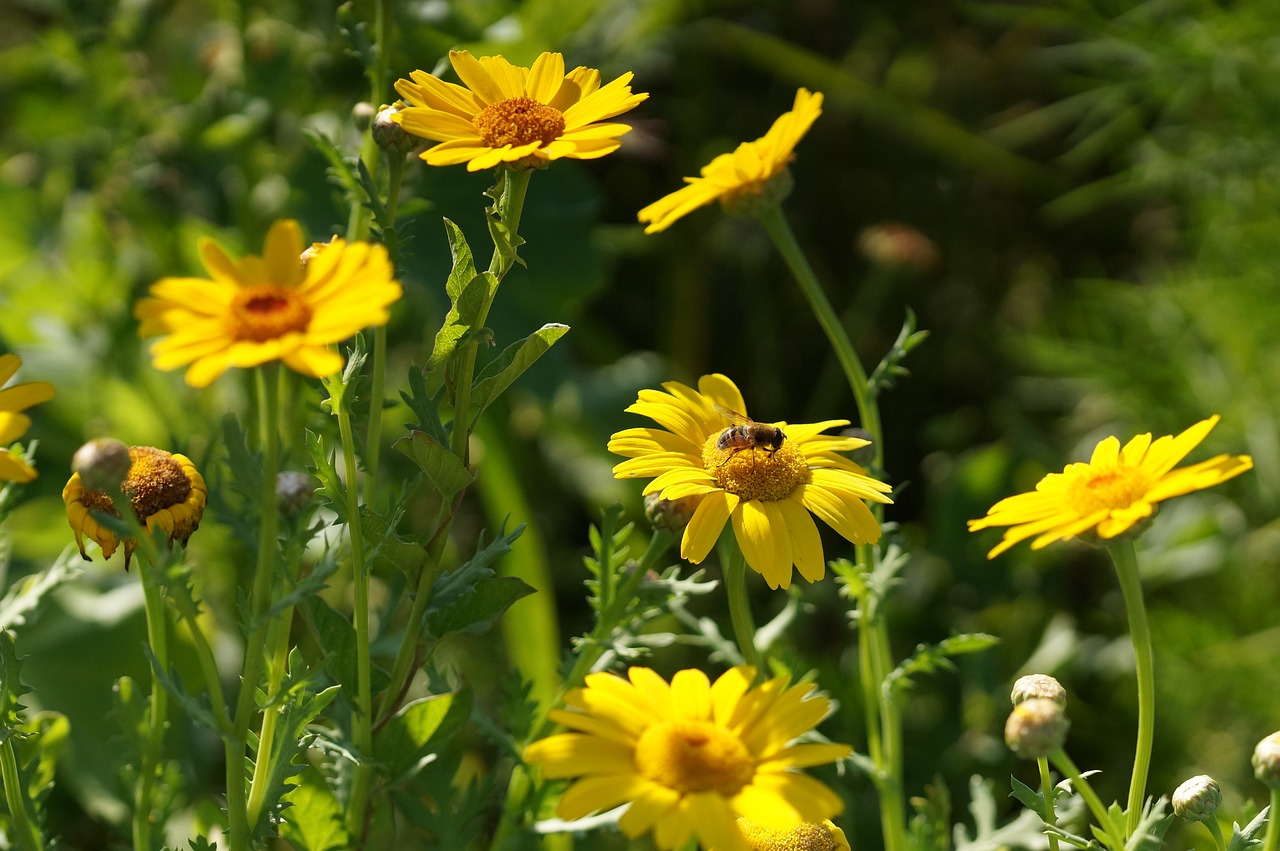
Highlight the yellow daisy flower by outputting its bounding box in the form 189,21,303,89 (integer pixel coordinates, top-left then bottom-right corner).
608,374,891,590
969,415,1253,559
134,219,402,388
392,50,648,172
523,666,851,851
0,354,55,483
63,445,207,568
638,88,823,234
728,818,851,851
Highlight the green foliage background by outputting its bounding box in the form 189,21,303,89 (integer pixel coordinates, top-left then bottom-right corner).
1,0,1276,847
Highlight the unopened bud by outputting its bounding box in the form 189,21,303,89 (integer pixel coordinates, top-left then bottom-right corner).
1172,775,1220,822
733,817,850,851
644,492,701,535
1011,674,1066,707
857,222,941,275
276,471,316,516
1004,698,1068,759
352,101,376,132
72,438,133,492
373,101,423,154
1253,732,1280,790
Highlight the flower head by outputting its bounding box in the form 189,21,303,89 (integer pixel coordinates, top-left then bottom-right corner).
393,50,647,172
637,89,822,234
0,354,55,483
1253,732,1280,790
729,818,851,851
523,666,851,851
1172,775,1221,823
63,445,206,568
969,416,1252,559
135,219,402,388
608,374,891,590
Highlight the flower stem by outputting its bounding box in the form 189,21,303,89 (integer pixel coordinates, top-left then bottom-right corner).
0,734,43,851
1107,538,1154,838
133,554,169,851
1038,756,1061,851
719,533,763,676
1204,814,1228,851
228,363,281,849
759,204,883,472
1261,792,1279,851
339,401,375,839
1051,748,1126,851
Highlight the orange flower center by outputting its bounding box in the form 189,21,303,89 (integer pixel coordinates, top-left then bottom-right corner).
1067,465,1153,515
230,285,312,342
473,97,567,148
703,431,810,503
634,720,755,795
81,446,193,522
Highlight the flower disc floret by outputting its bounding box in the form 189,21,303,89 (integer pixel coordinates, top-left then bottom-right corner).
609,374,891,589
732,818,851,851
63,445,206,567
393,50,647,172
523,666,852,851
969,415,1252,558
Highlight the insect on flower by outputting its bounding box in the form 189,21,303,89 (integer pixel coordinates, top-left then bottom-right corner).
713,404,786,468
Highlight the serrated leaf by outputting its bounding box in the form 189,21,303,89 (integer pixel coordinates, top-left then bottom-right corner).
279,764,350,851
18,711,69,796
305,430,347,523
887,632,999,694
426,524,525,618
146,648,230,740
1010,775,1046,815
0,550,80,632
393,430,475,502
443,218,477,296
1228,806,1270,851
0,630,30,727
302,597,358,705
466,323,569,424
426,576,534,643
222,414,264,504
361,507,426,579
373,688,471,784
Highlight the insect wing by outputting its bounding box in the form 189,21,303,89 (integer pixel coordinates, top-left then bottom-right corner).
712,403,753,426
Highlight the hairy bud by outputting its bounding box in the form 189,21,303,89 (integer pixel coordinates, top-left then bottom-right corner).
1004,698,1069,759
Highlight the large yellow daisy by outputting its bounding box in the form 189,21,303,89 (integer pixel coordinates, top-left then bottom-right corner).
392,50,648,172
523,666,851,851
0,354,55,483
63,445,207,568
135,220,402,388
608,374,891,590
638,89,823,234
969,415,1253,559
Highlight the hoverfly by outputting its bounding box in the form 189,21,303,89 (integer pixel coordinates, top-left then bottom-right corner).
712,404,785,467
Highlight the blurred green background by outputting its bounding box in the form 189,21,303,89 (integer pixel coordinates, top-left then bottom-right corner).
1,0,1277,847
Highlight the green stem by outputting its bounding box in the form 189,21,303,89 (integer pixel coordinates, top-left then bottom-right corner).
0,735,43,851
1051,749,1125,851
759,204,883,472
719,534,763,676
1261,790,1279,851
1204,814,1228,851
1038,756,1061,851
339,402,375,839
1107,538,1154,838
228,364,282,849
133,555,169,851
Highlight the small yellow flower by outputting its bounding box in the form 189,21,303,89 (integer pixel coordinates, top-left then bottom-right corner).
638,89,822,234
0,354,55,483
608,374,891,590
393,50,648,172
135,219,402,388
728,818,851,851
969,415,1253,558
63,445,207,568
523,666,851,851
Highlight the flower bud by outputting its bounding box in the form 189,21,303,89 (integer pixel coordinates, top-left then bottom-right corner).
732,817,850,851
1004,698,1069,759
644,492,701,535
351,101,376,132
1172,775,1221,823
373,101,423,154
1253,732,1280,790
857,222,940,275
1011,674,1066,707
275,471,316,516
71,438,133,493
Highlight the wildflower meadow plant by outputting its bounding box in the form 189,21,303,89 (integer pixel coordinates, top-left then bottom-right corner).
0,7,1273,851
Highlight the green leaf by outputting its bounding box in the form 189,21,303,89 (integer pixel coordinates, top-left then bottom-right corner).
301,596,359,706
1227,807,1271,851
0,630,30,728
361,507,426,580
393,430,474,503
467,323,570,423
425,576,534,643
886,632,999,695
305,429,347,524
0,550,80,632
17,711,69,797
279,764,350,851
373,687,471,784
443,218,477,296
1010,775,1045,816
